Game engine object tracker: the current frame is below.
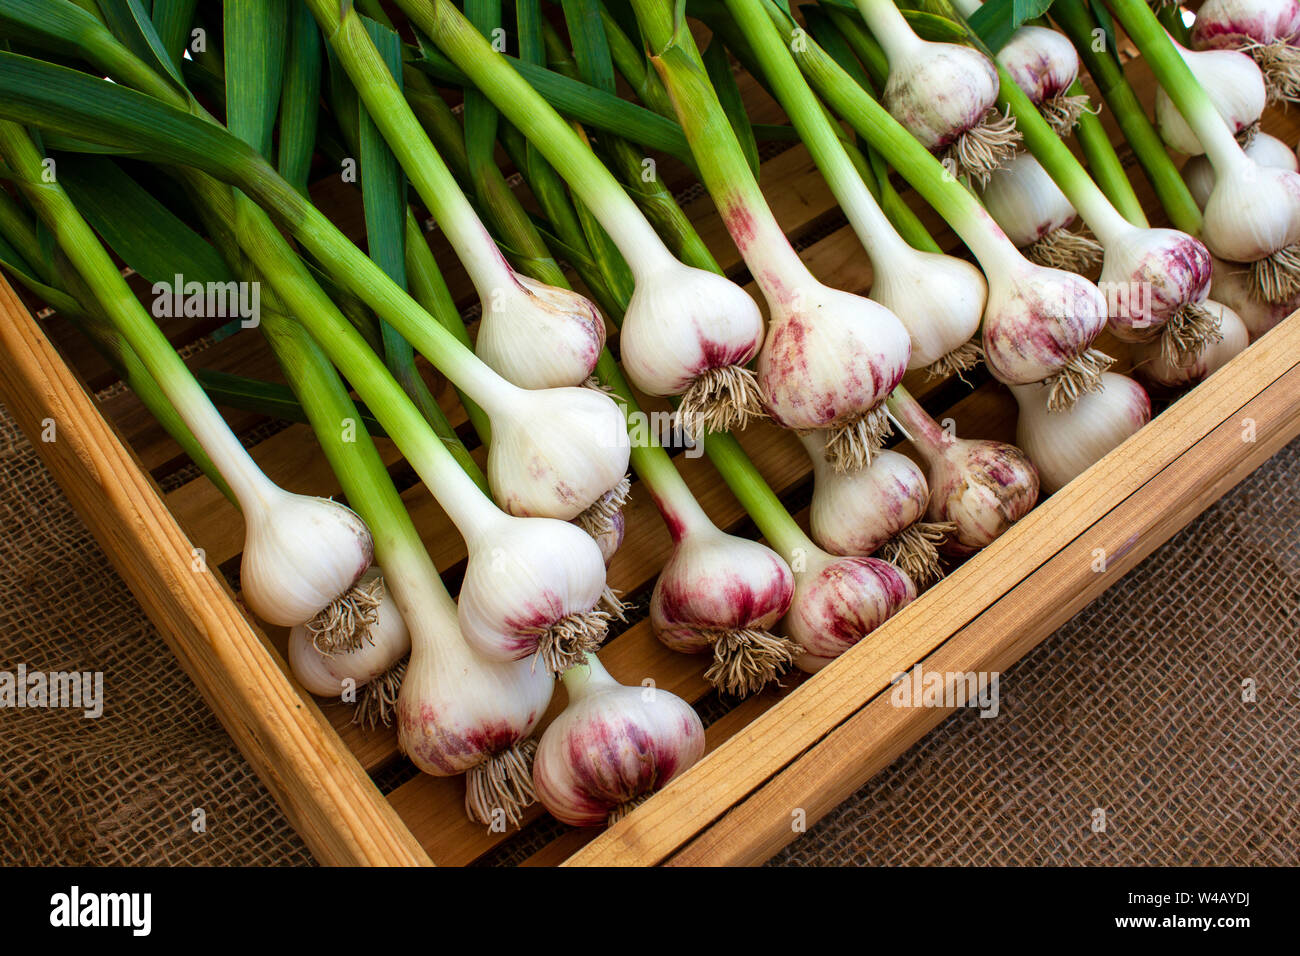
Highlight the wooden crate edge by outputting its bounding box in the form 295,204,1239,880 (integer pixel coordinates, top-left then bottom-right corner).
0,277,432,867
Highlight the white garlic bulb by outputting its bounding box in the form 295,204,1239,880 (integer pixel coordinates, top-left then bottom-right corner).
1182,131,1299,209
1156,42,1267,155
474,274,606,388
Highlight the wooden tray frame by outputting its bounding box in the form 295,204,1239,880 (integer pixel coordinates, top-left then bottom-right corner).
1,44,1298,867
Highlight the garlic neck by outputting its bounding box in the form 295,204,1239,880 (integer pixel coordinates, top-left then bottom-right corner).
856,0,926,61
561,653,620,700
886,387,951,460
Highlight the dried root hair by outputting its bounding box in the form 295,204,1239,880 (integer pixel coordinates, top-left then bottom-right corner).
924,338,983,383
880,521,956,589
525,606,611,675
575,475,631,538
465,738,539,830
821,405,893,474
675,364,767,439
1245,41,1300,107
351,656,407,731
306,574,384,655
1248,242,1300,304
1038,91,1094,134
1043,348,1115,412
1023,228,1104,274
940,107,1021,187
1160,301,1223,369
607,792,654,826
704,627,801,698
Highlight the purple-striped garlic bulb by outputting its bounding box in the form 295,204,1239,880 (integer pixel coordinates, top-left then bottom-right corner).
475,273,606,388
533,655,705,826
1208,254,1300,338
887,387,1040,555
1131,300,1250,389
650,510,796,698
801,432,951,587
1010,372,1151,493
783,549,916,672
998,25,1088,131
1192,0,1300,105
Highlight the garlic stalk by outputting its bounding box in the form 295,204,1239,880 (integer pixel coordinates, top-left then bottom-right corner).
1010,373,1151,493
854,0,1020,183
949,0,1087,132
309,0,606,391
1192,0,1300,105
399,0,766,437
977,151,1103,273
886,386,1040,554
1208,253,1300,337
1154,38,1267,155
723,0,985,379
801,432,952,587
0,121,377,632
1131,299,1251,388
1111,0,1300,304
533,654,705,826
288,568,411,729
626,0,911,472
757,3,1112,409
1182,131,1299,208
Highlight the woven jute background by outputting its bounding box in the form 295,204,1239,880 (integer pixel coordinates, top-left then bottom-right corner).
1,397,1296,866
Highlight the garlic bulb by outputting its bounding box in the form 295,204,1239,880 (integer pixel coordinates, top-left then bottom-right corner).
1011,373,1151,493
867,243,987,377
458,512,613,674
486,383,631,531
620,260,766,436
650,517,796,697
977,152,1102,272
998,25,1088,131
980,256,1112,407
1155,41,1267,155
888,387,1040,554
474,273,606,388
1182,131,1299,208
396,567,555,828
288,569,411,727
240,489,373,628
533,655,705,826
1192,0,1300,105
590,508,625,566
783,549,916,669
1097,226,1214,362
857,0,1017,182
1131,300,1250,388
802,433,950,587
1200,152,1300,299
1208,253,1300,337
757,279,911,471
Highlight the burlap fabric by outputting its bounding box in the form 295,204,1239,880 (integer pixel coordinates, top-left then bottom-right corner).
1,393,1296,866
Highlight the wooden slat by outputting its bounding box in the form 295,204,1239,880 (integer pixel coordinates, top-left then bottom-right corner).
0,276,432,866
563,309,1300,866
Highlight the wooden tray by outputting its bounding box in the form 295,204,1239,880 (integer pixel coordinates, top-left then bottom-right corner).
1,49,1297,866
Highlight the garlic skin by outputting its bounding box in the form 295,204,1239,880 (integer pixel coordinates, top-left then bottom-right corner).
1011,372,1151,493
1192,0,1300,51
1099,227,1213,342
1182,131,1298,208
1201,159,1300,264
783,550,916,665
1209,254,1300,337
487,384,630,522
806,444,928,557
998,26,1083,126
533,657,705,826
619,261,766,432
457,513,610,670
651,525,794,655
868,246,987,373
883,42,1001,155
287,570,410,696
1155,44,1267,155
474,274,606,388
590,509,625,566
923,438,1040,555
981,258,1110,396
757,281,911,466
1131,300,1250,389
240,490,373,627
